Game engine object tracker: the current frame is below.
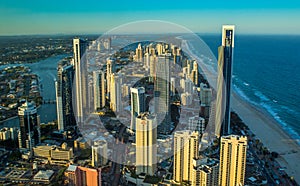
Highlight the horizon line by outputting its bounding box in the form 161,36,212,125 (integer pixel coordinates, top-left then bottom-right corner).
1,32,300,37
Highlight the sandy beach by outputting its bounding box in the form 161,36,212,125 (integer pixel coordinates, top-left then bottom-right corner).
182,38,300,183
231,93,300,183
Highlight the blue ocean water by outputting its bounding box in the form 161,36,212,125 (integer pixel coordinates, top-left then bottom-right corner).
201,34,300,140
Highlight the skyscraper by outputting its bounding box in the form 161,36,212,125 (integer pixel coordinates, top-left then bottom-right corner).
191,157,219,186
219,135,247,186
170,77,176,96
190,61,199,86
149,54,157,82
73,38,87,125
135,112,157,176
188,116,205,135
18,101,40,151
135,43,143,62
110,73,122,112
56,62,75,131
130,87,146,130
106,57,116,98
215,25,235,136
200,83,212,106
173,130,199,183
92,140,108,167
155,54,171,134
93,70,106,111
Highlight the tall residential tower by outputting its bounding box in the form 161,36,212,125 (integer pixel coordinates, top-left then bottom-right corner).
56,62,75,131
215,25,235,136
93,70,106,111
154,54,171,134
135,113,157,176
130,87,146,130
173,130,199,183
73,38,87,125
219,135,247,186
18,101,40,152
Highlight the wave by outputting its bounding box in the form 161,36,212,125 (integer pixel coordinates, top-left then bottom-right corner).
235,83,300,145
254,90,270,102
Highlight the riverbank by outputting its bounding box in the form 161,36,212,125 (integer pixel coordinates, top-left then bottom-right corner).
231,93,300,183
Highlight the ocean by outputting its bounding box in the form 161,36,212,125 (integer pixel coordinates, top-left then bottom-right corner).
200,34,300,140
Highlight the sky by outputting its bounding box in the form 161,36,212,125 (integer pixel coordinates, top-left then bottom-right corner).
0,0,300,35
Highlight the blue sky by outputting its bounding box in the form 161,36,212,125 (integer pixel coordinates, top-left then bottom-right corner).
1,0,300,35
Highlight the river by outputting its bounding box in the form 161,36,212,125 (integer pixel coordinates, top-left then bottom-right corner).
0,54,70,128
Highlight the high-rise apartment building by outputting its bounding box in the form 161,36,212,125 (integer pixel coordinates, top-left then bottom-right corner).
110,73,122,112
130,87,146,130
136,112,157,176
200,83,212,106
149,54,157,82
173,130,199,183
215,25,235,136
135,43,143,62
18,101,40,151
106,57,116,97
93,70,106,111
155,54,171,134
73,38,87,125
188,116,205,135
191,157,219,186
56,62,75,131
219,135,247,186
92,140,108,167
190,61,199,86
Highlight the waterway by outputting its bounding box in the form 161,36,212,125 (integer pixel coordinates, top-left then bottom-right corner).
0,54,70,128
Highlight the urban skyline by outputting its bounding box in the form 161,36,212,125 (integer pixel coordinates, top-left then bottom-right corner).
0,17,299,185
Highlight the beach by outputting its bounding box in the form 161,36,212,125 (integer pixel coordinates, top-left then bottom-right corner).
181,37,300,183
232,93,300,183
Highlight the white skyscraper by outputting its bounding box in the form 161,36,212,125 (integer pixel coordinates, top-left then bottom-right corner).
106,57,116,98
73,38,87,125
149,54,157,82
136,112,157,176
173,130,199,183
110,73,122,112
190,61,199,86
219,135,247,186
135,43,143,62
92,140,108,167
93,70,106,111
130,87,146,130
144,52,150,69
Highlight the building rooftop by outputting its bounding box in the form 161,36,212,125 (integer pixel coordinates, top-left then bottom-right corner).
33,170,54,181
67,164,78,172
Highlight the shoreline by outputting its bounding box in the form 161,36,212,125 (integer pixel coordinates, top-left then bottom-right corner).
232,93,300,183
182,38,300,183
